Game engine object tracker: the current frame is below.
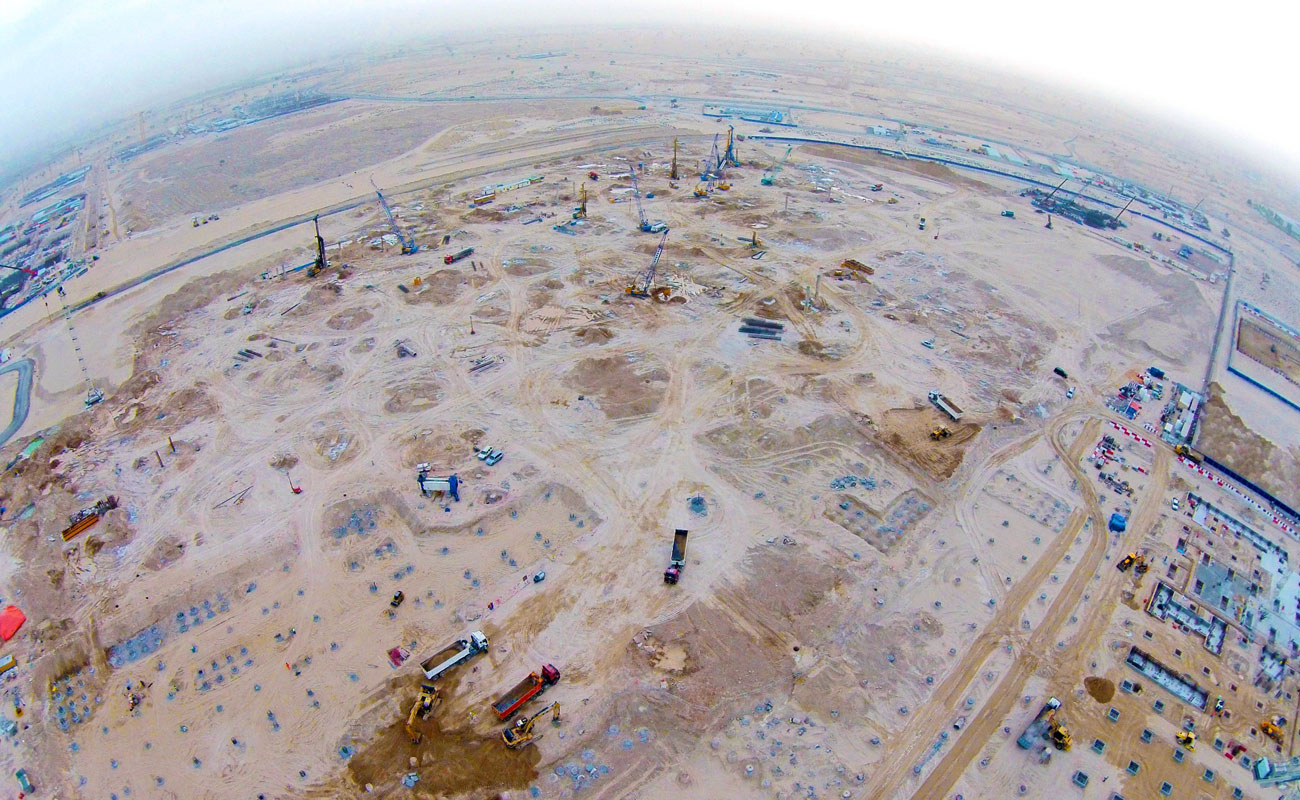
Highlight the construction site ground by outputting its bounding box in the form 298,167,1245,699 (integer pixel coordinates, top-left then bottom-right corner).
2,29,1300,800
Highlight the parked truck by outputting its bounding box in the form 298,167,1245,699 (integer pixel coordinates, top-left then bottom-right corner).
444,247,474,265
664,529,689,584
493,664,560,719
420,631,489,681
928,391,963,421
1017,697,1061,749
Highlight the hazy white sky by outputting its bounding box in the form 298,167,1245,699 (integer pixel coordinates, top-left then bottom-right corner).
0,0,1293,168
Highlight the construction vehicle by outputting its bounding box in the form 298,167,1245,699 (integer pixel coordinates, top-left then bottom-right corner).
747,231,762,249
573,183,587,219
405,682,442,743
502,702,560,748
1177,730,1197,750
626,230,669,298
693,181,711,198
664,529,689,584
630,173,667,233
306,215,328,278
928,391,963,421
372,179,418,254
390,591,405,608
419,631,488,681
1117,553,1138,572
930,427,951,440
1174,444,1203,464
762,145,793,186
588,171,599,181
492,664,561,720
444,247,473,265
1017,697,1062,749
1263,718,1287,745
62,496,119,542
1048,717,1072,751
919,217,927,231
841,258,875,275
871,183,884,192
1134,554,1149,575
1001,210,1015,218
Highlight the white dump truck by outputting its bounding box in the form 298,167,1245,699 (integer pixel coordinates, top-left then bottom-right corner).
928,390,964,421
420,631,489,681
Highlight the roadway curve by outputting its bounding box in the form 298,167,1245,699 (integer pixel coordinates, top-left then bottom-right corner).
0,357,34,449
906,411,1169,799
867,412,1100,797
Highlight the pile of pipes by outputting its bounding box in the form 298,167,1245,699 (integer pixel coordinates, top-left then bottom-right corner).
739,317,783,341
234,348,263,363
395,340,417,358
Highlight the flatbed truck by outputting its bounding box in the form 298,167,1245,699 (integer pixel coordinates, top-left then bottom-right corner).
493,664,560,719
664,529,689,584
420,631,488,681
444,247,474,265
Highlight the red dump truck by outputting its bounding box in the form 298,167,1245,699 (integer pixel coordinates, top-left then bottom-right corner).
492,664,560,720
444,247,474,265
664,529,689,584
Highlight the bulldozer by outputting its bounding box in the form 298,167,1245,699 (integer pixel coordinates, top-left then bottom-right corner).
502,702,560,749
1262,718,1286,746
1176,730,1197,750
1048,717,1072,751
404,683,442,744
930,427,952,440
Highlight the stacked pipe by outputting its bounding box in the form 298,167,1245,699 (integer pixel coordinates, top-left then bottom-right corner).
739,317,784,341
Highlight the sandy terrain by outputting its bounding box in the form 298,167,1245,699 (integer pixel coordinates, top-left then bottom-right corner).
0,27,1298,800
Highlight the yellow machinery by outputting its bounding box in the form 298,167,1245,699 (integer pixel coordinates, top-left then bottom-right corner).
1174,444,1202,463
1262,719,1286,745
306,215,328,278
1117,553,1137,572
670,138,678,181
930,427,952,440
1048,718,1072,751
574,183,587,219
694,183,710,198
405,682,441,744
1176,731,1197,750
502,701,560,749
748,232,763,249
1133,554,1149,575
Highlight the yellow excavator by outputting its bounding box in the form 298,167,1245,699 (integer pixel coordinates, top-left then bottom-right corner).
931,427,952,440
405,683,441,744
1048,717,1072,751
502,701,560,749
1262,718,1286,746
1176,731,1197,750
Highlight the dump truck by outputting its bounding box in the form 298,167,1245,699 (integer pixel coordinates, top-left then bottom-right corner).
664,529,689,584
420,631,488,681
928,391,963,421
444,247,474,265
1017,697,1061,749
492,664,560,720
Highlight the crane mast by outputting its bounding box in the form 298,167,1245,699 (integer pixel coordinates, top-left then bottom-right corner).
371,178,418,254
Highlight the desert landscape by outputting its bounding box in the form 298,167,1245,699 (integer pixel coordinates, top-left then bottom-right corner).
2,27,1300,800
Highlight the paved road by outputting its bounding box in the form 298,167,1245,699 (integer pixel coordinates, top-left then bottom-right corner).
0,357,34,449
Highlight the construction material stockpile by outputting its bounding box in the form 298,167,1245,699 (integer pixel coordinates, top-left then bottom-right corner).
740,317,783,341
